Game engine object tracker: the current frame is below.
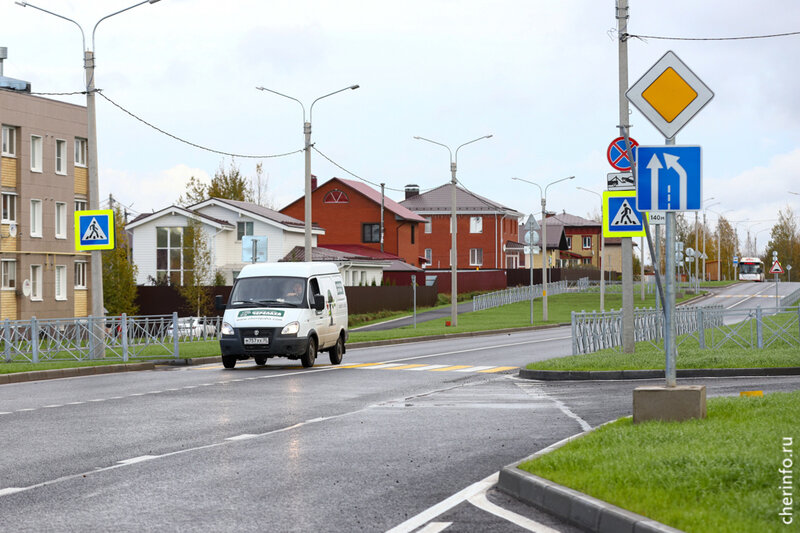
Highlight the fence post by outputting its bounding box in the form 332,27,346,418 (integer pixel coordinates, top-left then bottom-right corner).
31,316,39,364
3,318,10,363
756,306,763,349
571,311,577,355
412,275,417,329
121,313,129,362
172,312,180,359
697,308,705,350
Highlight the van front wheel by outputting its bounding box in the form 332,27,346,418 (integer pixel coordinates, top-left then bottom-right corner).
222,355,237,369
301,337,317,368
329,336,344,365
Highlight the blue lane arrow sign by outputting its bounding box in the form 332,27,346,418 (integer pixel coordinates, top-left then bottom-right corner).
636,146,702,212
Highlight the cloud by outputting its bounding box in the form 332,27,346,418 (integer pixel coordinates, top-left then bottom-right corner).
100,164,211,215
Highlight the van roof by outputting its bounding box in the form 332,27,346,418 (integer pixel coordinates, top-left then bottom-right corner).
236,262,340,279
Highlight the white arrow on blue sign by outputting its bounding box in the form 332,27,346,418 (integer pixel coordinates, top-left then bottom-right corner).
636,145,702,212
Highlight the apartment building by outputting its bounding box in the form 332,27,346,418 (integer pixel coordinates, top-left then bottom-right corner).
0,68,91,320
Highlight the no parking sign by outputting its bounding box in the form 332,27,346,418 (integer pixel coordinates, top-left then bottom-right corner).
607,136,638,171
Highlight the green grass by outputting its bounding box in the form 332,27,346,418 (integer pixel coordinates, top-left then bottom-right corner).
519,391,800,533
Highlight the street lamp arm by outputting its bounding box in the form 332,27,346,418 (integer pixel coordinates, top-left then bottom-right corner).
545,175,575,196
256,87,307,121
454,134,492,165
309,84,359,122
576,186,600,198
92,0,155,51
413,136,453,161
511,177,543,197
15,1,86,51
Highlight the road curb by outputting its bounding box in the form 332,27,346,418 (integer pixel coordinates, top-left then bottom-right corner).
497,430,683,533
0,362,156,385
519,366,800,381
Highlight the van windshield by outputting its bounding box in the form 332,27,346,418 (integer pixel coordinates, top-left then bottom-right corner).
229,276,307,308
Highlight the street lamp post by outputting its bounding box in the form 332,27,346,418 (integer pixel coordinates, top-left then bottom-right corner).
256,85,359,260
577,186,605,311
413,135,492,327
513,176,575,321
694,196,714,290
17,0,160,359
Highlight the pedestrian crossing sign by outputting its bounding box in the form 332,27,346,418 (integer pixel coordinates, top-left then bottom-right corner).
603,191,647,238
75,209,115,251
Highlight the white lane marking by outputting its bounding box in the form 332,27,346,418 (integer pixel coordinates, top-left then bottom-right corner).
724,283,777,309
468,490,560,533
516,384,592,432
66,401,84,405
0,488,24,496
225,434,257,441
416,522,452,533
16,408,35,412
88,399,106,402
385,473,499,533
117,455,158,465
455,365,495,373
368,363,406,370
0,412,11,415
43,405,63,408
408,365,448,371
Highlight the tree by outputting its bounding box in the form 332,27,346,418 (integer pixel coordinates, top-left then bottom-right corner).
103,208,139,316
252,162,275,208
178,159,254,206
716,217,737,281
764,206,799,281
178,218,214,316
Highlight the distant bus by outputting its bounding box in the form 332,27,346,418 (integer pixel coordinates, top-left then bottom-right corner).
738,257,765,282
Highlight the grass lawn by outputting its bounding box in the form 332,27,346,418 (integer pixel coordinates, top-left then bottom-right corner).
519,390,800,533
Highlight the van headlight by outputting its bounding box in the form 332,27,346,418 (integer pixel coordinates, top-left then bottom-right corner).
281,321,300,336
221,322,234,336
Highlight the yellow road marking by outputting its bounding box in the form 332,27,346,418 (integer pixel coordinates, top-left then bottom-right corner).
477,366,518,373
430,365,472,372
338,362,386,369
385,364,429,370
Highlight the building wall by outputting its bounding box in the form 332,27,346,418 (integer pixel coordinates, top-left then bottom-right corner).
418,213,520,270
1,90,90,320
563,227,601,266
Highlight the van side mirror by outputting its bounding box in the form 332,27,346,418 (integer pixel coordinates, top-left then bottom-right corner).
215,294,226,311
313,294,325,312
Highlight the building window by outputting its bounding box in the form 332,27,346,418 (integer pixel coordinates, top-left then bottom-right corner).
411,224,415,245
30,199,42,237
583,257,592,265
566,236,572,249
55,202,67,239
470,248,483,266
583,236,592,249
74,261,87,289
424,248,432,265
236,221,253,241
30,264,42,300
74,198,87,212
323,189,349,203
30,135,43,172
55,265,67,300
1,260,16,289
55,139,67,175
74,138,88,167
1,125,16,157
2,193,16,223
470,216,483,234
156,226,187,285
424,217,432,234
362,223,380,243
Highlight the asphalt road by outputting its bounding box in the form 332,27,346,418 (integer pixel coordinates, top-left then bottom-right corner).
1,326,799,532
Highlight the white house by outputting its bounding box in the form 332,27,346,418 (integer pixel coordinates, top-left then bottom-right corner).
126,198,324,285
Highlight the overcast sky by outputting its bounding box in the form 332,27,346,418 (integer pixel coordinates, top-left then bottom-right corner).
3,0,799,257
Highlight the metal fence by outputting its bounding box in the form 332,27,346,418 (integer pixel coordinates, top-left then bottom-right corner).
2,313,220,364
472,278,589,312
571,305,800,355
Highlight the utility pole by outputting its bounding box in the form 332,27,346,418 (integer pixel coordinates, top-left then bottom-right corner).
617,0,635,353
380,183,385,253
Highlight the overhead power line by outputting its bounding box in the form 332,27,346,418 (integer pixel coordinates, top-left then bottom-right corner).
624,30,800,42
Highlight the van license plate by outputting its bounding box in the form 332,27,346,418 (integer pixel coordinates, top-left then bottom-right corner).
244,337,269,345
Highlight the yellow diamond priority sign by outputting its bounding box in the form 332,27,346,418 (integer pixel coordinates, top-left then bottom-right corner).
626,51,713,139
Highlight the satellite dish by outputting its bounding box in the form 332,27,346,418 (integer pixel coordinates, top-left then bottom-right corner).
22,279,31,297
8,223,16,238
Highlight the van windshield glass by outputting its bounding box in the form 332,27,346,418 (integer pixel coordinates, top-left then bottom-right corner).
229,276,307,308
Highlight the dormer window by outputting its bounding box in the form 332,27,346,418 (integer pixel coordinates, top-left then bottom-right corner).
323,189,349,204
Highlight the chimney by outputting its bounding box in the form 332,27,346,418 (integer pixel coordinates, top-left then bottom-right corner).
0,47,6,76
405,184,420,200
311,175,318,191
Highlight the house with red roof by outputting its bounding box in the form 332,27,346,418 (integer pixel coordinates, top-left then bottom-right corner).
279,177,427,267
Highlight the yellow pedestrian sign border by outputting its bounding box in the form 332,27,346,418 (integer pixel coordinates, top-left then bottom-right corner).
603,191,647,238
75,209,115,251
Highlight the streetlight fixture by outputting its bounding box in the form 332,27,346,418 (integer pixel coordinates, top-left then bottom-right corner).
256,84,360,260
576,186,605,311
17,0,161,359
413,134,493,327
512,175,575,321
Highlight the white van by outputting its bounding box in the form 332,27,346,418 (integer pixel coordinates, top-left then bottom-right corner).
216,262,348,369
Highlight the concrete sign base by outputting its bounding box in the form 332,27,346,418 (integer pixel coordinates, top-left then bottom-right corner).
633,385,707,423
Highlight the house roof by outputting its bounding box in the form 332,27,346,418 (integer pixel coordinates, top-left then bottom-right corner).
544,212,601,227
321,244,403,260
279,246,380,262
400,184,523,217
332,178,426,222
195,197,321,229
125,205,234,231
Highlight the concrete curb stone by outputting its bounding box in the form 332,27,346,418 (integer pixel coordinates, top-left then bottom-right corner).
0,362,156,384
519,367,800,381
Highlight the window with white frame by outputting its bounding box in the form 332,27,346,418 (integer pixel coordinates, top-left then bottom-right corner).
30,135,42,172
424,217,432,234
74,198,87,212
55,202,67,239
1,260,16,289
236,221,253,241
156,226,187,285
470,216,483,234
74,261,87,289
424,248,432,265
55,139,67,175
30,199,42,237
470,248,483,266
74,137,88,167
30,264,42,300
566,236,572,249
55,265,67,300
2,193,16,223
1,125,16,157
582,236,592,249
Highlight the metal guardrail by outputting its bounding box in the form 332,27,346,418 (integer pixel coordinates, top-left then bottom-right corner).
472,278,589,312
2,313,220,363
571,305,800,355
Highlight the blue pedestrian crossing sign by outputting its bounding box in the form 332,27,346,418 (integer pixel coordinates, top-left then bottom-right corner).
603,191,647,238
636,145,702,212
75,209,115,251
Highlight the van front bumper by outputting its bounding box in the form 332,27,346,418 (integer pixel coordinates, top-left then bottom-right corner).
220,328,307,358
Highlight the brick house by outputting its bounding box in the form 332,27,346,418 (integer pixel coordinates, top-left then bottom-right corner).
399,184,524,269
280,177,427,267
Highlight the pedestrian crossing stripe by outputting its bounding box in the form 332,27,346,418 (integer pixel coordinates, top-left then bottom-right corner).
196,363,519,373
